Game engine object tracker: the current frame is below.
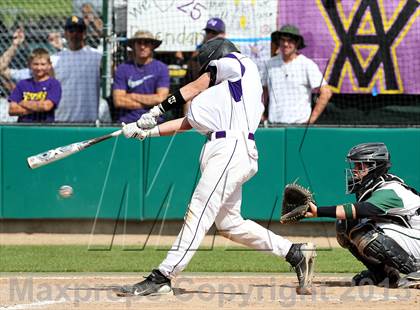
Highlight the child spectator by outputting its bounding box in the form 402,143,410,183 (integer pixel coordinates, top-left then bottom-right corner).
8,48,61,122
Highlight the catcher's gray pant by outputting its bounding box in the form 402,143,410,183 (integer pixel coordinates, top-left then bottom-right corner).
378,223,420,259
159,137,293,279
337,219,420,274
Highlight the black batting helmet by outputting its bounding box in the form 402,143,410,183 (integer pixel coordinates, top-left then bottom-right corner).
197,38,239,74
345,142,391,194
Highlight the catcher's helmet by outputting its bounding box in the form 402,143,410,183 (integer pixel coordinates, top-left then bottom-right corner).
345,142,391,194
197,38,239,74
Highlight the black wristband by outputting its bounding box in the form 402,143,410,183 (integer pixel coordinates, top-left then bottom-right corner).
160,90,186,112
317,205,337,218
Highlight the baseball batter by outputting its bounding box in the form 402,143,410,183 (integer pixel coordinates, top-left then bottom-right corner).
119,38,316,296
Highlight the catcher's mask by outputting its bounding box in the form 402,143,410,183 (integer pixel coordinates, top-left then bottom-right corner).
197,38,239,74
345,142,391,194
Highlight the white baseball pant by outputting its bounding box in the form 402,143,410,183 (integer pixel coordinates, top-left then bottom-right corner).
159,135,292,279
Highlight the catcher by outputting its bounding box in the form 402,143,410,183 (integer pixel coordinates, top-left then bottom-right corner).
282,142,420,288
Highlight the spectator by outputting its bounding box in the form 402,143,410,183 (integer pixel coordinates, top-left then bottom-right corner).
8,48,61,123
53,15,103,123
47,32,64,53
0,28,25,75
0,28,25,123
184,17,226,85
0,77,17,123
174,51,185,66
261,24,332,124
81,2,103,49
112,30,170,123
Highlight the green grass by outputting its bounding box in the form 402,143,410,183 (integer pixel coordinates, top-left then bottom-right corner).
0,0,72,27
0,246,364,273
0,0,72,15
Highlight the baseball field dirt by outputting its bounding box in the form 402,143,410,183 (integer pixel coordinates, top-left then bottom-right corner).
1,273,419,309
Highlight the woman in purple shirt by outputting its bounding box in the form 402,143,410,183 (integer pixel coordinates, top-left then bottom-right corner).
8,48,61,123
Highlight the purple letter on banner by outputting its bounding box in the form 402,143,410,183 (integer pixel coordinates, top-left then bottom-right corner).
278,0,420,94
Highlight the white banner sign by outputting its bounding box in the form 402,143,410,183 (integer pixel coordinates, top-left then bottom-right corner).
127,0,277,59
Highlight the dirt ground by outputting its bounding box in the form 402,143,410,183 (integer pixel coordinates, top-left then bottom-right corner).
0,273,418,310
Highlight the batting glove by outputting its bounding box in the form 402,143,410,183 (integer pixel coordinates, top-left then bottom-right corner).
137,105,163,129
122,122,160,140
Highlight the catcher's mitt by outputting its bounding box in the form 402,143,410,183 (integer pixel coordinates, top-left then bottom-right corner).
280,183,314,223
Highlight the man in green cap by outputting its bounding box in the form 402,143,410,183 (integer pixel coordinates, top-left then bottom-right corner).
261,24,332,124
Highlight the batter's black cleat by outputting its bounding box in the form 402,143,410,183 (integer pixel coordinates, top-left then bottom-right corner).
114,269,172,297
286,242,316,289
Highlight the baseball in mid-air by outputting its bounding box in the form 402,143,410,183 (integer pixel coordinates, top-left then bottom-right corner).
59,185,73,198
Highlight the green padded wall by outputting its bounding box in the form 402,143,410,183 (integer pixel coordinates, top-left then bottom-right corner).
242,129,286,220
2,127,141,219
0,127,2,218
143,133,205,219
1,126,419,221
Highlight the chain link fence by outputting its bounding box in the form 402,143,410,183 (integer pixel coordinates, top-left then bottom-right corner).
0,0,109,124
0,1,105,90
0,0,419,126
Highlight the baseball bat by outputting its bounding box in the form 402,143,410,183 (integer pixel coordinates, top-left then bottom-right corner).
27,129,122,169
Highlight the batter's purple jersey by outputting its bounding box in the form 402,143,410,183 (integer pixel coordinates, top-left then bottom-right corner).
113,59,170,123
8,77,62,123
